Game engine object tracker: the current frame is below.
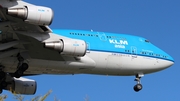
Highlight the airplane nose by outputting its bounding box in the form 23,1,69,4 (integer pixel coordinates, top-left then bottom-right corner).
161,53,174,69
153,56,174,73
153,48,174,71
167,60,174,67
167,54,174,66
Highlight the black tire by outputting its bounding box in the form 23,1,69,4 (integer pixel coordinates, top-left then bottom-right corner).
17,70,23,75
0,71,5,80
133,84,143,92
0,88,3,94
1,81,7,88
14,70,23,78
20,63,29,71
15,74,21,78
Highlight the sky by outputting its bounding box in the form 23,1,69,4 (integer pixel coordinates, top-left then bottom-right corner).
2,0,180,101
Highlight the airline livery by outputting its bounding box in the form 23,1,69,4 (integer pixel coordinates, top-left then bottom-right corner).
0,0,174,94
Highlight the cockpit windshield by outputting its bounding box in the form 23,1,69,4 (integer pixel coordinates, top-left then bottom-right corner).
145,39,150,43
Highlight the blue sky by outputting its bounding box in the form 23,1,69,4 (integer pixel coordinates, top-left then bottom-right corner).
3,0,180,101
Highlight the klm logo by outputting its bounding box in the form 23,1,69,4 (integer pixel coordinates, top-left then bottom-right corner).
109,39,128,49
109,39,128,45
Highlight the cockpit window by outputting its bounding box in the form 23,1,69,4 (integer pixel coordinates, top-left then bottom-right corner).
145,40,150,43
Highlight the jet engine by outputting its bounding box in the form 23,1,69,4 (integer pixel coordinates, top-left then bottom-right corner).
5,77,37,95
7,6,53,25
44,38,87,57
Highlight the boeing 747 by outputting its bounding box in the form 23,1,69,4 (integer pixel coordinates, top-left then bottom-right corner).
0,0,174,94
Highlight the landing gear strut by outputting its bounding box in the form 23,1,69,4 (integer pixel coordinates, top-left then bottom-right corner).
0,71,5,94
0,65,6,94
14,54,29,78
133,74,144,92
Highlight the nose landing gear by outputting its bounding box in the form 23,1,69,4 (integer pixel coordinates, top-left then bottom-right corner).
133,74,144,92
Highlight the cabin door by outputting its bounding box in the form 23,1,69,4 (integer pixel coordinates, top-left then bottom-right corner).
131,46,137,58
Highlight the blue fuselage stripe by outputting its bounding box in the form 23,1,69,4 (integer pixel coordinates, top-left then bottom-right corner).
52,29,174,63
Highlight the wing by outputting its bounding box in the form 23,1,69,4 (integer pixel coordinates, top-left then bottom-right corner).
0,0,70,74
0,0,93,75
0,0,59,59
0,0,95,95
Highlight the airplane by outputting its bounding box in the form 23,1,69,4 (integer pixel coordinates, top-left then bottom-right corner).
0,0,174,94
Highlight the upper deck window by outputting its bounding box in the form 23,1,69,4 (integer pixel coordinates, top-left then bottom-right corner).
69,32,99,38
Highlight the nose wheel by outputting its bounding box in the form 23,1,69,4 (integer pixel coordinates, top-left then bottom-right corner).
133,74,144,92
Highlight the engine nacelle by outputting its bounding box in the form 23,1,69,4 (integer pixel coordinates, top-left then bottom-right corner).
44,38,87,57
7,6,53,25
6,77,37,95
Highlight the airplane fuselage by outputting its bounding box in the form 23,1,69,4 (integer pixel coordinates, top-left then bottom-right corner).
1,29,174,76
